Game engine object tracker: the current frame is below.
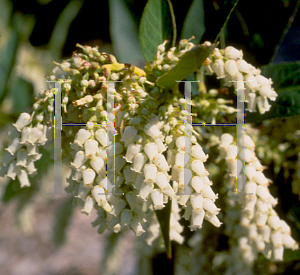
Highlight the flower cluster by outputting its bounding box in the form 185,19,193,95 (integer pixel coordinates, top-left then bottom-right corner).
219,132,298,263
203,46,278,114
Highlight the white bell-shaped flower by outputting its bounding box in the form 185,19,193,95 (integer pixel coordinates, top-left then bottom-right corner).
191,176,205,193
190,209,205,230
271,231,283,247
120,126,137,146
143,164,157,184
75,183,91,200
95,128,108,147
13,113,32,131
167,149,176,166
256,185,271,201
151,189,164,210
121,209,133,229
131,153,147,173
255,211,268,227
245,165,257,181
155,172,170,189
130,216,145,236
192,144,208,162
280,220,291,235
256,95,266,114
153,153,170,172
144,142,159,161
73,129,91,146
255,172,269,186
260,225,271,242
267,214,281,230
202,186,218,201
26,144,39,156
273,246,284,261
245,74,260,91
71,151,87,169
219,134,233,150
282,234,298,250
190,195,204,212
224,60,239,78
226,145,237,161
224,46,243,59
17,169,30,187
81,196,94,215
5,138,22,155
245,181,257,195
82,168,96,186
247,93,257,112
237,59,252,73
162,185,177,199
178,186,192,206
84,139,98,159
26,158,37,175
256,75,272,86
138,182,153,201
211,59,226,79
205,214,222,227
90,157,105,174
19,127,31,144
37,125,48,145
124,143,141,163
174,151,189,171
144,122,161,139
192,160,208,177
111,199,126,217
244,195,257,213
7,161,20,180
16,148,28,167
155,138,166,153
91,185,107,206
26,127,43,145
203,198,220,215
244,135,255,149
178,169,192,188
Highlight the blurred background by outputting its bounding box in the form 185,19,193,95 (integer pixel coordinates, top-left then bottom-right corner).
0,0,300,274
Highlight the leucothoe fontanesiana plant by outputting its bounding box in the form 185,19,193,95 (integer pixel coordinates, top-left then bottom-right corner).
0,39,298,265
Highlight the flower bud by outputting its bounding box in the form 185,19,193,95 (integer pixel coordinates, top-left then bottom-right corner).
211,59,226,79
224,60,239,78
225,46,243,59
192,144,208,162
90,157,105,174
144,123,161,139
203,198,220,215
190,195,204,212
190,210,205,230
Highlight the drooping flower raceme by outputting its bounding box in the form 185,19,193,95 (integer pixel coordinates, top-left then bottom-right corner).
0,39,296,264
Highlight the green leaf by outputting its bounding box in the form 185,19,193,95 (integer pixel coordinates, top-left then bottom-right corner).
246,62,300,122
181,0,205,44
155,198,172,259
246,86,300,123
139,0,175,62
156,43,217,90
2,180,22,203
284,249,300,262
261,61,300,90
109,0,145,65
52,197,74,247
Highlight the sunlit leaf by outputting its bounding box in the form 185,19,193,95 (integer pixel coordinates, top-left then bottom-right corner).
139,0,175,62
156,43,217,90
